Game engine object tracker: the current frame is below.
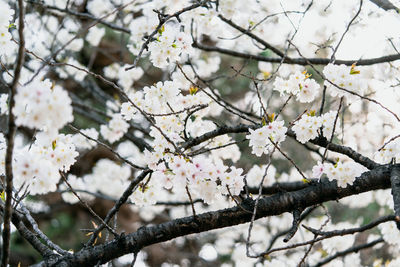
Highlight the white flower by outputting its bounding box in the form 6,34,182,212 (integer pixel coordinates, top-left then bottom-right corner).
246,164,277,187
274,71,320,102
322,222,356,253
246,120,287,157
321,110,339,138
323,161,366,188
146,24,193,68
10,132,78,195
83,158,131,198
72,128,99,150
379,221,400,246
323,64,367,102
60,174,94,204
100,113,129,143
13,79,73,135
130,178,162,206
0,94,8,115
56,57,87,82
117,65,144,91
86,26,105,46
0,1,14,27
312,161,324,179
87,0,116,20
388,258,400,267
297,78,320,103
0,27,15,56
33,133,78,172
292,114,322,144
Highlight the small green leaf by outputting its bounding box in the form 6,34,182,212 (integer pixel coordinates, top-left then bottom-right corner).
261,117,267,126
267,113,275,122
189,86,198,95
158,25,165,35
307,110,316,117
350,63,360,75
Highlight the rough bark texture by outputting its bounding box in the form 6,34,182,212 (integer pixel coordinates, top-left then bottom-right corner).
36,164,392,266
390,166,400,229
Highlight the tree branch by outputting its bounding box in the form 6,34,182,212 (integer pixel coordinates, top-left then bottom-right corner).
193,41,400,66
2,0,25,265
368,0,399,11
312,238,384,267
390,165,400,229
181,123,379,170
43,164,392,266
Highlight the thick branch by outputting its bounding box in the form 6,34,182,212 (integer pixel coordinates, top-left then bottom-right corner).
390,166,400,229
0,205,54,259
193,41,400,66
181,123,379,170
369,0,399,11
46,164,392,266
288,130,380,170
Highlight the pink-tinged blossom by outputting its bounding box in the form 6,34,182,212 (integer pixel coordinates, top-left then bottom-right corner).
312,161,325,179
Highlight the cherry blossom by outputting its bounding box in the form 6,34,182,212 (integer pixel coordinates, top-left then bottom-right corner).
246,120,287,156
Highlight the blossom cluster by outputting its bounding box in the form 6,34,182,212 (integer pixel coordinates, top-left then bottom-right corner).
246,120,287,157
273,70,320,103
71,128,99,150
312,160,366,188
59,155,135,202
119,78,223,145
147,24,194,68
100,114,129,143
374,138,400,164
56,58,87,82
0,0,14,56
13,79,73,138
141,155,245,206
379,221,400,247
81,158,131,198
0,93,7,115
103,63,144,92
323,63,367,102
292,110,339,144
0,133,79,195
86,26,105,47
